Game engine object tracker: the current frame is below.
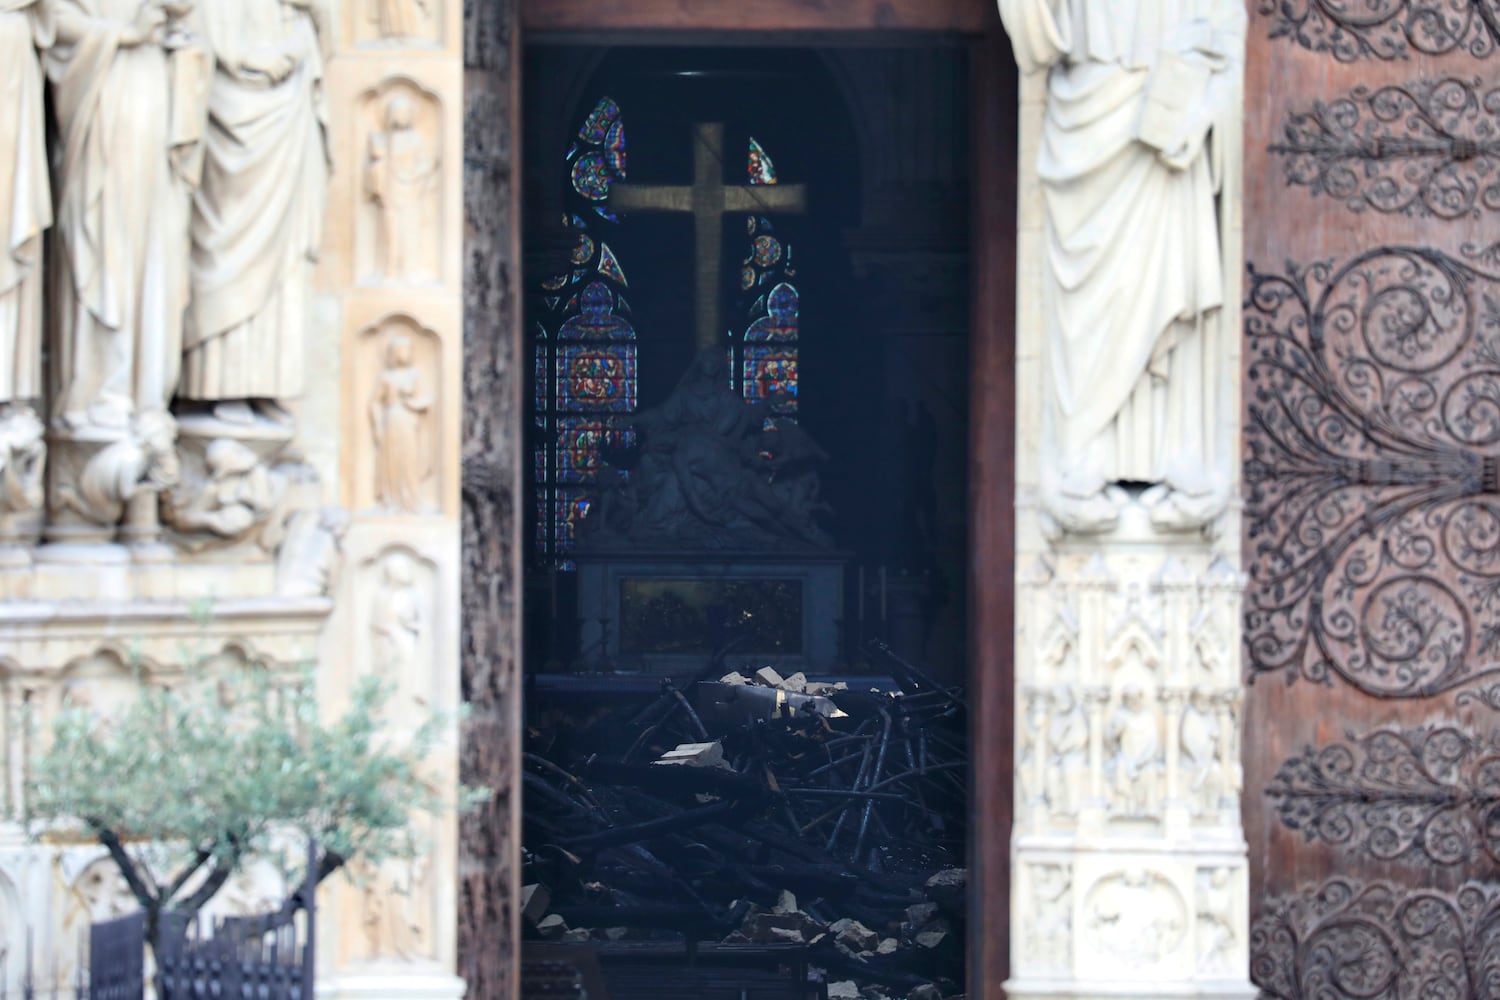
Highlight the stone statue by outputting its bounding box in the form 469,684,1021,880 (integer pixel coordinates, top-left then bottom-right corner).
42,0,203,432
369,333,433,512
369,0,428,40
581,348,831,550
0,408,44,519
1046,688,1088,817
372,551,423,677
1106,685,1162,815
184,0,330,426
1196,867,1235,973
1,0,50,416
164,438,283,544
1179,686,1223,817
365,94,440,282
997,0,1246,533
51,411,180,528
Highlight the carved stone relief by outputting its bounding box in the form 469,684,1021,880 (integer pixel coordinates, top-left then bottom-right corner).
1196,867,1237,976
1245,247,1500,701
1021,863,1072,977
275,506,352,598
44,413,180,548
358,79,443,288
1015,554,1245,835
347,836,439,966
0,407,44,550
1082,870,1188,971
163,432,289,553
0,867,20,993
352,315,442,516
354,0,441,49
361,545,436,731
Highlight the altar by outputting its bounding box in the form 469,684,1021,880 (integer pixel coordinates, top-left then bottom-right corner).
574,548,846,673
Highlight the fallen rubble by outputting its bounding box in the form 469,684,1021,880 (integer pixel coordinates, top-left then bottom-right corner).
521,640,968,999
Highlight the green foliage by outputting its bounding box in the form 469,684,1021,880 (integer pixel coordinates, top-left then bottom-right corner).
26,663,452,916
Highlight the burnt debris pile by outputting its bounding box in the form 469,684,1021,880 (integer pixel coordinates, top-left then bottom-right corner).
520,641,968,1000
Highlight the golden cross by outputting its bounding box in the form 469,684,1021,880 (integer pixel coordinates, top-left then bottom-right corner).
610,122,807,350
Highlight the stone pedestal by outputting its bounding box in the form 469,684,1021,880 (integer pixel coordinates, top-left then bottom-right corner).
1005,503,1255,1000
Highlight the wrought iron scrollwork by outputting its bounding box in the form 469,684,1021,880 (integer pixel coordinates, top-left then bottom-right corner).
1271,78,1500,218
1261,0,1500,62
1251,878,1500,1000
1245,247,1500,698
1268,726,1500,865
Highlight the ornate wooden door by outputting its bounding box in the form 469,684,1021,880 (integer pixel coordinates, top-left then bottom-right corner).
1243,4,1500,996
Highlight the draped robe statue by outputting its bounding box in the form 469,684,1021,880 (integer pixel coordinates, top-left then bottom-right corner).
370,0,426,40
1,0,50,411
997,0,1245,533
43,0,200,432
184,0,330,425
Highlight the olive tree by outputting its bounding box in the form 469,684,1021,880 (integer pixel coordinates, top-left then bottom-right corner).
26,666,451,949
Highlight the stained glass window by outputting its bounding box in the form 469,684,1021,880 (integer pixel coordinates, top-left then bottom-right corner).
531,113,806,567
534,98,636,567
737,137,800,420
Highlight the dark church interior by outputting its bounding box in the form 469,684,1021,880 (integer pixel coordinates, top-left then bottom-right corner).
518,41,977,1000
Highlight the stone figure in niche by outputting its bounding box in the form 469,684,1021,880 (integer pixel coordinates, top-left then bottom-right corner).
369,333,433,512
1086,870,1184,966
1046,688,1088,817
581,348,831,550
1030,864,1072,972
42,0,205,433
1196,867,1235,973
164,438,283,545
1179,686,1224,817
274,506,350,597
365,93,440,283
1,0,51,430
997,0,1247,534
372,551,424,678
1106,685,1161,815
369,0,428,41
360,850,430,961
185,0,330,427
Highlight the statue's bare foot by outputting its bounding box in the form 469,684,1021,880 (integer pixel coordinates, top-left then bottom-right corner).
212,400,256,426
1041,483,1125,536
1141,483,1227,532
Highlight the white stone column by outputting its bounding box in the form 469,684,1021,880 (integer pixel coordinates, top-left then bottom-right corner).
1004,17,1256,997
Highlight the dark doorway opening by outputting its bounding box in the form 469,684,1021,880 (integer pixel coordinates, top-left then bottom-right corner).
516,38,984,1000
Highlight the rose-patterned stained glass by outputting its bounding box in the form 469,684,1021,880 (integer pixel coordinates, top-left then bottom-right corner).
555,344,638,412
